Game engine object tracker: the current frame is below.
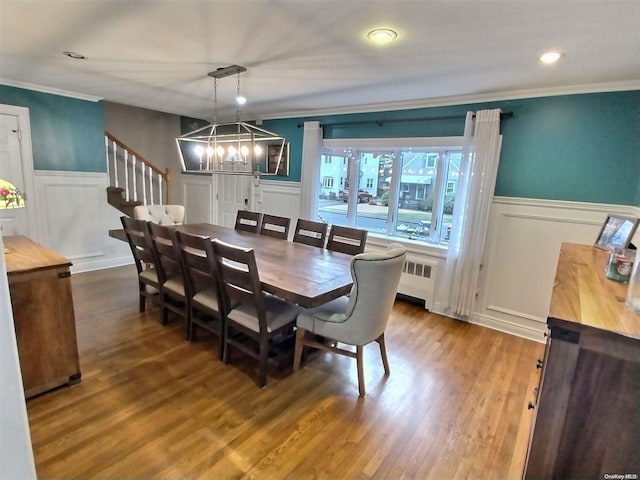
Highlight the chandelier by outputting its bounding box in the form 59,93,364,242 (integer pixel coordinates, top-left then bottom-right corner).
176,65,287,176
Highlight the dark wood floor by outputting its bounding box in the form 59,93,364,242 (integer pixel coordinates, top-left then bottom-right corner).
26,264,543,479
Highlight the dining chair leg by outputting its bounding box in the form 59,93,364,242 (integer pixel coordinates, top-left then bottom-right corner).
139,283,146,313
222,323,230,365
377,333,390,375
293,328,306,371
217,325,225,362
356,345,365,397
257,338,269,388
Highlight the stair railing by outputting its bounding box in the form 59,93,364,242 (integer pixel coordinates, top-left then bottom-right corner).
105,132,172,205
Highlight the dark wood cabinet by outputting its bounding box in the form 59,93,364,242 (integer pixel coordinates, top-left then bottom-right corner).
524,243,640,479
5,235,81,399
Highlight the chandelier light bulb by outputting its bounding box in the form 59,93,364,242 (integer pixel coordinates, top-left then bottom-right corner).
236,95,247,105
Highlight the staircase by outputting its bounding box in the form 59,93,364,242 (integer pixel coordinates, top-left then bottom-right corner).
105,131,172,216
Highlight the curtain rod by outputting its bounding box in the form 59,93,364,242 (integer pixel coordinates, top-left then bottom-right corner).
297,111,513,128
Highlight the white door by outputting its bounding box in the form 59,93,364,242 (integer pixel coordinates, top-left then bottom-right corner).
217,174,253,227
0,114,29,236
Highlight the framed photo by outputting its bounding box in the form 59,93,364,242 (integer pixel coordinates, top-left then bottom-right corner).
265,143,289,176
594,214,639,250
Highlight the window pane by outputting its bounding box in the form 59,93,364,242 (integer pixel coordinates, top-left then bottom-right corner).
354,152,391,234
394,151,436,241
318,149,349,225
440,151,462,243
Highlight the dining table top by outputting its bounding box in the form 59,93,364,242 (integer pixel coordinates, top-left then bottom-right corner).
174,223,354,308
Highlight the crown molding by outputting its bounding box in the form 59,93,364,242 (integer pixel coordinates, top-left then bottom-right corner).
0,78,103,102
261,81,640,121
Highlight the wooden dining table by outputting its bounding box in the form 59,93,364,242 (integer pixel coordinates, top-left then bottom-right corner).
171,223,354,308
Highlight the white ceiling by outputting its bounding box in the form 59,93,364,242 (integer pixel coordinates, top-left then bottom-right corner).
1,0,638,122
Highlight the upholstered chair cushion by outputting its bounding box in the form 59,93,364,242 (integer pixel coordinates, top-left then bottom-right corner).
133,205,185,225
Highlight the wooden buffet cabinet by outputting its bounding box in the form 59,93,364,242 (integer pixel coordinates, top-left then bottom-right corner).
524,243,640,479
5,235,81,399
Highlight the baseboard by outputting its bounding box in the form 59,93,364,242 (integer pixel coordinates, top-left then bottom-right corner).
70,255,133,274
470,312,547,344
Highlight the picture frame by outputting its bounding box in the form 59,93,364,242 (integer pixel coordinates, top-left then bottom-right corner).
594,214,639,250
265,143,289,176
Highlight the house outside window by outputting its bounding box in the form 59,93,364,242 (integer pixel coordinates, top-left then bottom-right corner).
317,137,463,246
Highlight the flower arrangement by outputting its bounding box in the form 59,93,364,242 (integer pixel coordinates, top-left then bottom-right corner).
0,178,25,209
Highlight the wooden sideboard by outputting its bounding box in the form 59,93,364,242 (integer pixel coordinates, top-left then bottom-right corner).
5,235,81,399
523,242,640,479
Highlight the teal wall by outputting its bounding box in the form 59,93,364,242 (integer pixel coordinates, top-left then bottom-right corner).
2,84,637,205
262,91,640,206
0,85,105,172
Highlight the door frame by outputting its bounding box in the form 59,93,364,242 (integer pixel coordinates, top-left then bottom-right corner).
0,104,37,240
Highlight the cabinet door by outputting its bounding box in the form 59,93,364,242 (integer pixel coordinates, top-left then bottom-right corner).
10,266,80,398
524,328,580,479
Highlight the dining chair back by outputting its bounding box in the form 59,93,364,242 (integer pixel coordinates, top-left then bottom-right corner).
234,210,263,233
175,231,224,354
293,244,406,396
121,216,159,312
211,239,302,387
134,204,185,225
259,214,291,240
326,225,368,255
148,222,188,327
292,219,328,248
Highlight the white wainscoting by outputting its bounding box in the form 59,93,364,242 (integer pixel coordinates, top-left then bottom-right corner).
256,180,302,230
475,197,640,342
33,171,131,273
181,174,215,224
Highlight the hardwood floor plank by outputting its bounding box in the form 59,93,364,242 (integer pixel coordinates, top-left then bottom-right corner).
24,264,543,479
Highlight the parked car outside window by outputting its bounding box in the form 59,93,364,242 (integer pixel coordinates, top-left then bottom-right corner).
339,189,372,203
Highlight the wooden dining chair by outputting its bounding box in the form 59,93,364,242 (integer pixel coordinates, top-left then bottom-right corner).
121,216,159,313
210,239,302,387
294,244,406,396
234,210,263,233
259,214,291,240
292,219,328,248
326,225,368,255
148,222,188,327
174,231,225,355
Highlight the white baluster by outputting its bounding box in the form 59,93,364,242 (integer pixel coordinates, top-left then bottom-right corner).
132,155,137,202
112,140,119,188
141,163,147,205
148,167,154,205
104,136,110,185
124,150,129,202
157,172,163,205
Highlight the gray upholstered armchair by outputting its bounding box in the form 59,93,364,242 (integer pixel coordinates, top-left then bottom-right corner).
133,205,185,225
293,244,406,396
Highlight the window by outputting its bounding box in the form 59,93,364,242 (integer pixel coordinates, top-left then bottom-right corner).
317,138,463,246
322,176,334,188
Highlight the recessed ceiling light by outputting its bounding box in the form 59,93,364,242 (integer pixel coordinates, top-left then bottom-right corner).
63,51,86,60
539,51,563,65
367,28,398,45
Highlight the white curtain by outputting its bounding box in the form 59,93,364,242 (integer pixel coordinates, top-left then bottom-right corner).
441,109,502,320
299,121,323,220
